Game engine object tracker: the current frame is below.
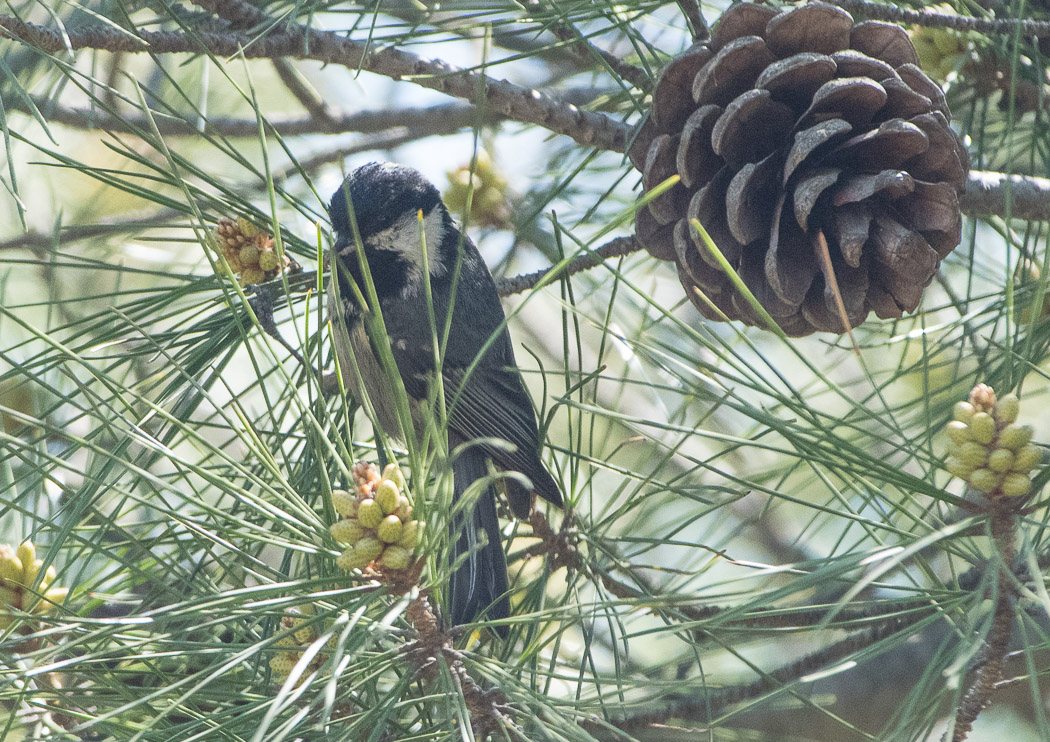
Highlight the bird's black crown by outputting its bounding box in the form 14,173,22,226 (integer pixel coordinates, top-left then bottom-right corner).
329,162,443,242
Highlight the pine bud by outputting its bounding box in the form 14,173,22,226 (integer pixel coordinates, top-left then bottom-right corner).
1011,446,1041,472
945,421,971,445
375,480,400,515
397,520,422,550
382,463,407,491
380,545,411,570
1002,472,1033,497
355,537,384,564
969,413,995,444
396,496,412,521
22,558,41,587
241,267,266,285
946,457,974,479
258,250,280,272
995,394,1020,425
270,654,294,678
0,546,23,585
294,622,315,645
240,244,260,266
953,401,976,424
956,442,989,468
998,424,1034,451
330,518,366,545
987,449,1014,473
968,468,1001,494
331,489,357,518
357,499,382,529
377,515,403,544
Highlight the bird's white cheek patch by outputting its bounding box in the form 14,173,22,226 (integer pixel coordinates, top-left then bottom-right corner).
369,208,448,288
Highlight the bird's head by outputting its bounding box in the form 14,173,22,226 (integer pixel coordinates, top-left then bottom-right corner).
328,162,455,298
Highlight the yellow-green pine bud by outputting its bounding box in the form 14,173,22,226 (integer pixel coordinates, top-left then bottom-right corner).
396,496,412,521
241,267,266,285
258,250,280,272
946,456,975,480
970,413,995,444
1011,446,1041,472
337,546,364,572
330,518,366,545
377,515,403,544
240,244,260,266
354,537,384,565
23,558,43,588
43,565,56,585
957,442,989,468
41,587,68,607
331,489,357,517
294,621,315,645
1002,473,1033,497
0,585,20,608
357,499,382,529
270,654,294,678
945,421,971,446
998,424,1034,451
397,520,421,550
969,468,1001,494
375,480,400,515
16,542,34,570
995,394,1020,425
380,545,411,570
953,401,975,424
0,547,23,585
276,633,298,648
987,449,1014,473
382,463,407,490
237,217,260,238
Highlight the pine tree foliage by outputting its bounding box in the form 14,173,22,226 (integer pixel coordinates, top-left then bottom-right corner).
2,0,1050,740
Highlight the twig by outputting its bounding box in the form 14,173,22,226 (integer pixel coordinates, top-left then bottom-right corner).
676,0,709,41
0,14,630,152
495,236,641,296
827,0,1050,36
521,0,650,91
271,59,333,122
961,170,1050,223
10,97,488,137
602,615,915,735
946,502,1018,741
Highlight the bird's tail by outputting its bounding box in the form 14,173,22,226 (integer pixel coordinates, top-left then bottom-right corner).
449,446,510,637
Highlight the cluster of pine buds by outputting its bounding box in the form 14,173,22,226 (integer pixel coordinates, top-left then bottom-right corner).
212,217,291,286
945,384,1041,497
443,152,511,229
0,541,68,630
331,462,423,573
268,607,328,683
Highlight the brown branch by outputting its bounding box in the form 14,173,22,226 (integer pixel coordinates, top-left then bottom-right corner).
601,615,915,736
495,235,642,296
520,0,651,91
827,0,1050,35
12,97,486,137
676,0,709,41
271,59,333,122
947,502,1018,742
961,170,1050,223
0,14,630,153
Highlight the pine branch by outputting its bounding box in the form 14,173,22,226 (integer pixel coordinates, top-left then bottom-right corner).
828,0,1050,35
0,14,629,152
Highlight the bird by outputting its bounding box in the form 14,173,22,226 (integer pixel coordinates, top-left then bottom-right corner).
327,162,563,635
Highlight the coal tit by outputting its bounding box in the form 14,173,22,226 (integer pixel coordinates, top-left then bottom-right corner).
327,162,562,634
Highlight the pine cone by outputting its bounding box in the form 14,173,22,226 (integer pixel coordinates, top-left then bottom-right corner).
631,1,969,335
